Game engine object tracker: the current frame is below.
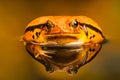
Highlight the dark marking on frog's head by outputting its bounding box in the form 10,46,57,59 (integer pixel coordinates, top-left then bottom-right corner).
79,23,104,38
25,24,45,33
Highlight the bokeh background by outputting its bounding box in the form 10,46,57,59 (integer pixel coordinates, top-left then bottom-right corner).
0,0,120,80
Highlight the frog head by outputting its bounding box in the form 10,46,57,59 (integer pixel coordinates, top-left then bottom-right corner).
23,16,104,47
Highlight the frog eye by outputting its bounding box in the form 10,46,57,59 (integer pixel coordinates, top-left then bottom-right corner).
45,20,55,30
69,20,79,28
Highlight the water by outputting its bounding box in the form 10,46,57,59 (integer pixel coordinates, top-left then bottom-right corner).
0,0,120,80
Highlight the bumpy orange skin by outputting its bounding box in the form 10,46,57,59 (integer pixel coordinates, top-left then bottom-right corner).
23,16,104,58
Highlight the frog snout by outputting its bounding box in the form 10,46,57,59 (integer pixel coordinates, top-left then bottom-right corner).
50,25,72,34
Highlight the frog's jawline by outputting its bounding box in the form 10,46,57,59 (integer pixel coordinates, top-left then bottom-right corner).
31,41,84,48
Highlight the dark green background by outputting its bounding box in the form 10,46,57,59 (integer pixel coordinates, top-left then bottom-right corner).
0,0,120,80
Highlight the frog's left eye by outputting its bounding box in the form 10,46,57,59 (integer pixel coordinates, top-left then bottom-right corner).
45,20,55,30
69,20,79,28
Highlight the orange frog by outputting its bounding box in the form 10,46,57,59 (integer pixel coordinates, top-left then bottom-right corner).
22,16,105,58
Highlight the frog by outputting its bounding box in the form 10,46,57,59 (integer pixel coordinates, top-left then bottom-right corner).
22,16,105,58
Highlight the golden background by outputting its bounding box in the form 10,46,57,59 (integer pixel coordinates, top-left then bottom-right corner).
0,0,120,80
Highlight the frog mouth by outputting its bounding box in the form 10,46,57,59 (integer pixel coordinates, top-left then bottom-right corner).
31,40,84,49
31,33,85,48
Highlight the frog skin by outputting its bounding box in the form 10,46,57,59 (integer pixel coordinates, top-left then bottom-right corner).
22,16,105,58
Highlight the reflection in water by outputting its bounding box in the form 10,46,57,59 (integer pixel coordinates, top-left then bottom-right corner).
26,43,102,74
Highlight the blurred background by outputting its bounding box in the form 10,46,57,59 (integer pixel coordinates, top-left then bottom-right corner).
0,0,120,80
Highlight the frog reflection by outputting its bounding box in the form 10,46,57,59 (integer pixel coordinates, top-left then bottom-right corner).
26,43,102,74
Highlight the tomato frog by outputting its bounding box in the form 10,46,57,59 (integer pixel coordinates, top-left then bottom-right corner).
22,16,105,58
